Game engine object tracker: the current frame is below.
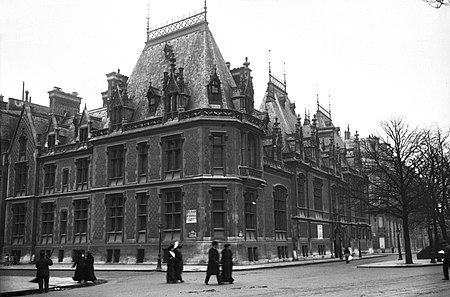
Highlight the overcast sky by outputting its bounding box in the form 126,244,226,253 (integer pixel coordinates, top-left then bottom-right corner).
1,0,449,137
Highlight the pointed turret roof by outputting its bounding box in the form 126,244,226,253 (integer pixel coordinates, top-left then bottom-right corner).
127,10,237,120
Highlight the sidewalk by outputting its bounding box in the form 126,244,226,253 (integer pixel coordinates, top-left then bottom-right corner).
0,254,438,296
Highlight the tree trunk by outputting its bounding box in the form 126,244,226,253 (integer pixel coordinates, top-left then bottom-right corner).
402,215,413,264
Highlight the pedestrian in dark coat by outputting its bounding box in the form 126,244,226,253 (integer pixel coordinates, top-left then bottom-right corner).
441,240,450,280
205,241,221,285
343,247,351,263
84,251,97,283
173,242,184,283
72,251,86,283
220,243,234,284
35,251,53,293
164,243,177,283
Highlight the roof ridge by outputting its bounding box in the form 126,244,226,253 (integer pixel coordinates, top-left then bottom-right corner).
147,11,207,44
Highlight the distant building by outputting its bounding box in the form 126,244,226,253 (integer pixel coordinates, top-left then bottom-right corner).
0,7,371,264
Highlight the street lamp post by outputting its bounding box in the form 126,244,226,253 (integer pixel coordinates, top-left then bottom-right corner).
397,226,403,261
156,223,163,271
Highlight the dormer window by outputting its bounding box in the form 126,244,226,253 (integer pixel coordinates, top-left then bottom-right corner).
48,134,56,148
207,71,222,104
79,127,88,143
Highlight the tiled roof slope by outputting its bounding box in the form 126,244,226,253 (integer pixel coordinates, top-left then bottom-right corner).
260,75,297,152
127,21,237,120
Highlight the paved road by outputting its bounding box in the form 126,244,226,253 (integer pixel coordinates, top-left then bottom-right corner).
1,255,447,297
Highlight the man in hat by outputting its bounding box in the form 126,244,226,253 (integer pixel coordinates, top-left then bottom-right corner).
220,243,234,284
205,241,221,285
442,240,450,280
35,251,53,293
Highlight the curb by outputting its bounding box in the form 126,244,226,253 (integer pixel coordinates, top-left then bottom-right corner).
0,279,107,297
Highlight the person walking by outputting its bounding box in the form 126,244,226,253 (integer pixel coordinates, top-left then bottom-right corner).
35,251,53,293
205,241,221,285
84,251,97,283
72,250,86,283
343,247,351,263
220,243,234,284
441,240,450,280
173,242,184,283
164,243,177,283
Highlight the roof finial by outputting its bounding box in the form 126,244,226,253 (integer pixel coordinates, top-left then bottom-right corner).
316,84,319,109
204,0,207,20
328,94,331,118
283,61,286,87
146,0,150,42
268,49,272,76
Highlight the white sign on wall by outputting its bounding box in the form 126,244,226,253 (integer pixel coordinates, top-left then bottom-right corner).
186,209,197,224
317,224,323,239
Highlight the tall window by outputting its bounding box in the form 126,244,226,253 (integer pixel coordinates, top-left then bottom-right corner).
247,133,259,169
108,145,125,184
18,135,27,161
136,193,148,243
162,135,183,179
244,190,257,240
298,174,306,208
12,203,26,244
41,202,55,244
59,210,68,244
14,162,28,196
107,194,124,242
163,188,182,241
274,186,287,240
79,127,88,143
137,142,148,181
43,164,56,194
73,199,88,244
62,169,69,192
313,178,323,211
76,158,89,190
211,188,226,239
211,133,226,171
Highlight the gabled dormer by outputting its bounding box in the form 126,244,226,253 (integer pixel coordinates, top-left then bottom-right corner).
162,52,190,121
207,69,222,105
146,82,161,116
46,114,59,148
231,57,255,114
105,70,134,131
77,105,92,143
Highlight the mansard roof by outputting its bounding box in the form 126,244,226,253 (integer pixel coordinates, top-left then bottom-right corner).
260,74,297,152
127,12,237,120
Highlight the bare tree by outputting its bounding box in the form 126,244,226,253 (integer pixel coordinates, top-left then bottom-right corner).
361,118,424,264
424,0,450,9
417,127,450,256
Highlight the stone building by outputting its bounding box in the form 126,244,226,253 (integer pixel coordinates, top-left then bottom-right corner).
0,7,370,264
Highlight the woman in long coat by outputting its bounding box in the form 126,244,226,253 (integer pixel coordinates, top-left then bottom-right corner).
84,251,97,282
72,251,86,283
164,243,177,283
220,243,234,284
204,241,221,285
173,242,184,283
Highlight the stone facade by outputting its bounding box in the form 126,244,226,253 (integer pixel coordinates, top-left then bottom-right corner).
0,8,371,265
